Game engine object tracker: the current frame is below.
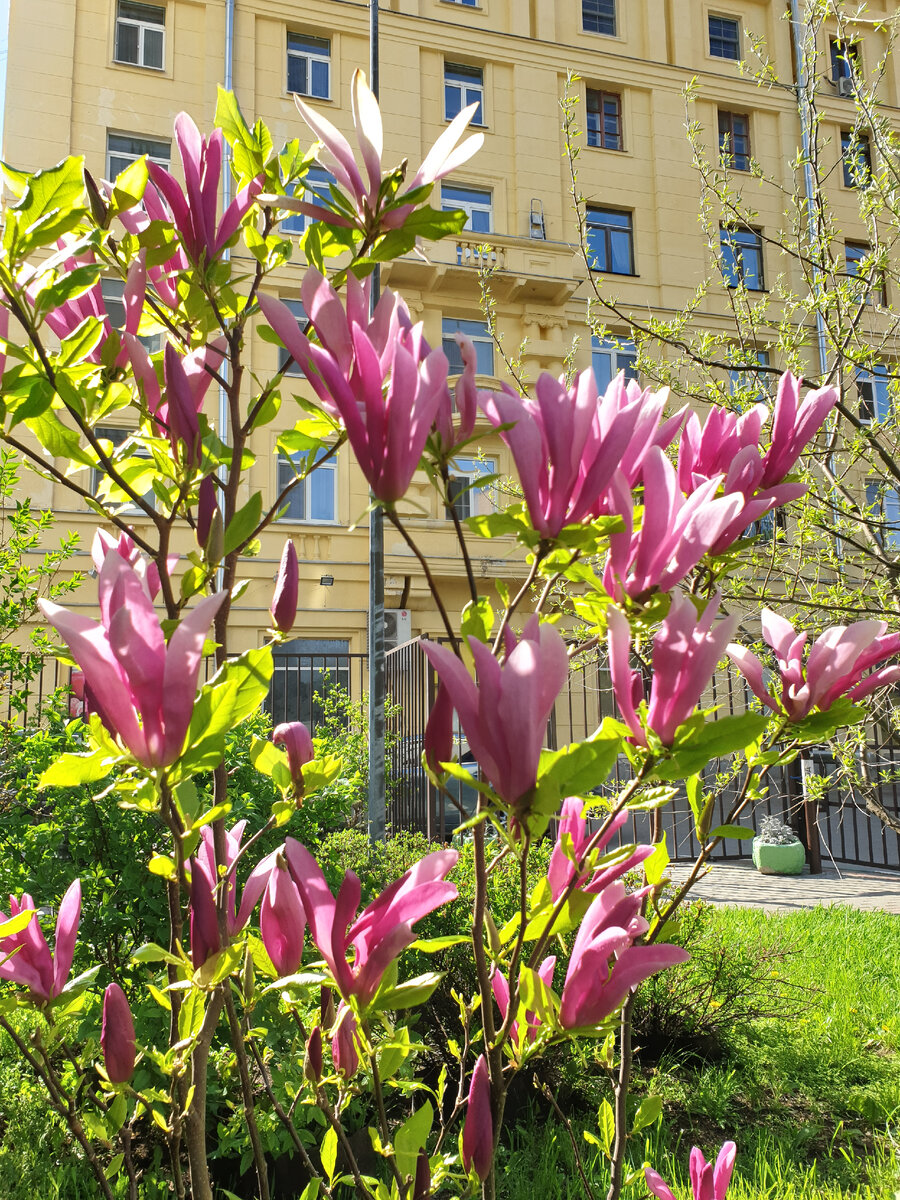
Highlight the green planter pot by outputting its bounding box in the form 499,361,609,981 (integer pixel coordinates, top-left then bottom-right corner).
752,836,806,875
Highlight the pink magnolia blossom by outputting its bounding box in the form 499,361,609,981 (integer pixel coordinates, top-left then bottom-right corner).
189,822,275,967
434,333,479,454
602,449,746,602
421,616,568,810
35,251,146,367
547,799,653,902
284,840,458,1006
91,529,177,602
111,182,188,309
478,371,645,540
101,982,136,1084
423,681,454,775
261,860,306,977
270,540,299,633
332,1001,359,1078
272,721,315,795
728,610,900,723
39,554,223,769
646,1141,737,1200
286,68,483,234
492,956,556,1046
196,476,219,548
126,336,225,468
462,1055,493,1180
259,278,446,504
762,373,838,487
559,881,689,1029
147,112,263,264
608,592,739,748
0,880,81,1003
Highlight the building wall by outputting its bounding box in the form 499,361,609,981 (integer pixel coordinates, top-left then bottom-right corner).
4,0,900,655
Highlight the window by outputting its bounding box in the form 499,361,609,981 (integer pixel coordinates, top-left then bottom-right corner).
728,349,771,402
287,33,330,99
830,38,860,82
276,450,337,523
582,0,616,36
106,133,170,179
281,166,334,235
445,63,484,126
444,0,478,5
586,90,622,151
586,207,634,275
114,0,165,69
720,226,764,290
718,110,750,171
841,131,871,188
101,278,162,354
277,300,307,375
591,336,638,391
709,15,740,60
446,456,496,520
743,507,786,543
846,242,885,306
92,426,155,512
857,365,891,423
268,639,351,730
442,318,494,376
441,184,492,234
865,481,900,550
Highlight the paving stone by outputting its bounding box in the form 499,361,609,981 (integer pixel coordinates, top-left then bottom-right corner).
667,860,900,915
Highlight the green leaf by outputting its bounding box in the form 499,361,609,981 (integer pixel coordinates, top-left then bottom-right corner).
656,712,769,780
790,696,866,743
464,509,527,539
148,855,177,879
177,990,205,1044
597,1098,615,1159
111,157,149,212
321,1125,338,1184
373,971,444,1012
538,721,621,798
460,597,494,645
632,1095,662,1133
39,747,119,788
0,909,35,937
205,645,274,728
133,942,183,967
408,935,469,952
709,823,755,840
394,1102,433,1180
378,1028,416,1081
644,833,669,886
108,1093,128,1133
27,409,96,468
223,492,263,555
194,944,243,988
178,678,239,774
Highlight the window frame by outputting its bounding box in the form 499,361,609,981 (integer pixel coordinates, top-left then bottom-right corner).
708,14,741,60
113,0,165,70
444,62,485,127
275,448,339,525
727,349,771,402
586,89,623,151
106,133,170,180
717,109,751,171
591,336,638,392
585,207,635,276
865,480,900,550
720,225,765,291
856,365,892,424
841,130,871,189
441,183,492,234
446,455,497,521
286,32,331,100
441,317,495,377
845,241,885,307
582,0,616,37
100,278,162,355
830,38,861,82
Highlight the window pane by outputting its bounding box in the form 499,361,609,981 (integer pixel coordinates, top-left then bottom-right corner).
582,0,616,35
278,459,306,520
101,279,126,329
610,229,632,274
474,340,494,375
287,56,308,95
310,465,335,521
709,16,740,59
445,84,461,120
287,33,329,54
115,22,139,63
119,0,164,23
143,27,164,68
442,337,466,375
470,209,491,234
311,59,330,98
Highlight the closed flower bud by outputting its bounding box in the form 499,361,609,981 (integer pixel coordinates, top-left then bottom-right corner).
196,475,219,548
205,509,224,566
462,1055,493,1181
331,1002,359,1079
101,982,136,1084
304,1025,323,1084
270,540,299,633
413,1150,431,1200
260,859,306,978
272,722,315,797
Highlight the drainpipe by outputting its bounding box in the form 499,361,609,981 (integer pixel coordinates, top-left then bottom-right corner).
218,0,235,468
367,0,386,843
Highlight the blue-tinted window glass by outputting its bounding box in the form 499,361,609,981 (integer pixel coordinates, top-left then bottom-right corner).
709,16,740,59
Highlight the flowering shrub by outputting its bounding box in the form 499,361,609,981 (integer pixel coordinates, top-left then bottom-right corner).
0,64,882,1200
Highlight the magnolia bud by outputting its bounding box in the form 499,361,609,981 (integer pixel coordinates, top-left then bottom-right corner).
270,540,299,633
413,1150,432,1200
101,983,136,1084
260,859,306,978
320,985,336,1030
462,1055,493,1181
272,721,315,798
332,1002,359,1079
304,1025,323,1084
423,683,453,776
196,475,218,548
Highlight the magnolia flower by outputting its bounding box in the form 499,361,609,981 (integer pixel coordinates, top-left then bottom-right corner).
547,800,653,902
284,840,458,1006
421,616,568,810
646,1142,737,1200
434,333,478,454
258,279,447,504
196,476,220,550
91,529,177,602
271,541,299,633
462,1055,493,1180
36,251,146,367
126,336,225,468
331,1001,359,1078
677,402,769,494
112,181,188,309
260,859,306,977
728,610,900,723
0,880,81,1003
189,822,274,967
492,956,556,1047
272,721,315,795
761,373,837,488
559,881,689,1029
608,592,739,748
304,1025,323,1083
101,983,137,1084
478,371,644,540
283,68,483,235
147,112,263,264
39,554,224,769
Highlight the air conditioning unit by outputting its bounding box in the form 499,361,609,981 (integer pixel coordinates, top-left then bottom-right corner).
836,76,855,98
383,609,412,651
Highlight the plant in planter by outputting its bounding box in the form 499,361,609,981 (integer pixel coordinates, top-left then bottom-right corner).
752,815,807,875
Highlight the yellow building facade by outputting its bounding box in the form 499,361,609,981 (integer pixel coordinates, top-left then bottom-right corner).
3,0,900,668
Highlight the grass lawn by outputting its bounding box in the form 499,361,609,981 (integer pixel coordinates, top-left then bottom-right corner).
498,904,900,1200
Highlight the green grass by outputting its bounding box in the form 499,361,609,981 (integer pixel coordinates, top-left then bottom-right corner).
499,905,900,1200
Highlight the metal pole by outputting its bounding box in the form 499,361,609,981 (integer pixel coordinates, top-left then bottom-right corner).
218,0,235,510
367,0,386,843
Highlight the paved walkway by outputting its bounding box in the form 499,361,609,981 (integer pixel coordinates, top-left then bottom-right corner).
667,859,900,914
